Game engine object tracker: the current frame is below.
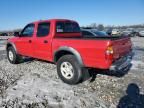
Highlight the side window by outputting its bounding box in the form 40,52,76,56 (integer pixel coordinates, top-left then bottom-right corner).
65,22,73,32
21,24,35,37
56,22,64,33
37,22,50,37
82,31,94,37
56,22,80,33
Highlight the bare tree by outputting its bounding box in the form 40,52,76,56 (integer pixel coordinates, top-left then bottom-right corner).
90,23,97,29
97,24,104,31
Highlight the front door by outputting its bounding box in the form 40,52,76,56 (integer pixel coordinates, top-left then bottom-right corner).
15,24,35,57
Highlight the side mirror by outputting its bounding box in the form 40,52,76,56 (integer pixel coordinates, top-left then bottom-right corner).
14,32,20,37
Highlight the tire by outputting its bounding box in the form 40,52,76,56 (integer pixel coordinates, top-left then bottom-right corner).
57,55,83,85
7,46,23,64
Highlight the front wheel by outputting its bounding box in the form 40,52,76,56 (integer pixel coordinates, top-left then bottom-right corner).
7,47,23,64
57,55,83,85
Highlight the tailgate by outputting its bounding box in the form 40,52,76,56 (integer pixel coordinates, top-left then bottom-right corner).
111,37,132,60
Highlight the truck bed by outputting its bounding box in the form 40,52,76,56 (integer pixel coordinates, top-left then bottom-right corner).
53,36,132,69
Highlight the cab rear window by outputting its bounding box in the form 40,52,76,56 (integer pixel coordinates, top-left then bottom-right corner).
56,22,80,33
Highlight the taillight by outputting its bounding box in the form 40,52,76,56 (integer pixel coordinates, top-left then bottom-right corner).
105,46,114,60
106,46,114,55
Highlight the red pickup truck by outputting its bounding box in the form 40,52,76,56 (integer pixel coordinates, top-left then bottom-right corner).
6,19,133,84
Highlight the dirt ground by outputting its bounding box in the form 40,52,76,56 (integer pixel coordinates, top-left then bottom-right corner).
0,37,144,108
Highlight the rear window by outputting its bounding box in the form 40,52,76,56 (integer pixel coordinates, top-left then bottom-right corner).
56,22,80,33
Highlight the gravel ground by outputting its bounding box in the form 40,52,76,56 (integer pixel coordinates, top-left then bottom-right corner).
0,37,144,108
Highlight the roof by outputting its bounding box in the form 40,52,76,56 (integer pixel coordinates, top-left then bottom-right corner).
31,19,77,24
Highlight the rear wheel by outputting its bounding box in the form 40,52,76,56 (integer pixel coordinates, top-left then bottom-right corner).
7,46,23,64
57,55,83,85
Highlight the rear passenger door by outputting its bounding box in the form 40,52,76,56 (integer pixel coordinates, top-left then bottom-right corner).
33,22,52,60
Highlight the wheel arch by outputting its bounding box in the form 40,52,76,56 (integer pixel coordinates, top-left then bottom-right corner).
54,46,84,67
6,42,17,53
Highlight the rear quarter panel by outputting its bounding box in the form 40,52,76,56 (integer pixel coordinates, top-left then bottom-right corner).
52,38,111,69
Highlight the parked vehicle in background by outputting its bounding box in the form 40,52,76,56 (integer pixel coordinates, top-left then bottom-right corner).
122,30,132,37
106,28,112,35
0,33,8,36
106,28,121,36
81,29,108,37
111,29,121,35
122,28,138,37
6,19,133,85
138,31,144,37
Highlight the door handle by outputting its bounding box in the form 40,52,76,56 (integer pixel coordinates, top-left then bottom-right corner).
44,40,48,43
29,40,32,43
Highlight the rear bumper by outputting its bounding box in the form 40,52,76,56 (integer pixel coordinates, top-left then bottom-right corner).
110,51,133,71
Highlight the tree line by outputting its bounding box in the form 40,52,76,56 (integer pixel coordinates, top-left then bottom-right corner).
82,23,144,31
0,23,144,35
